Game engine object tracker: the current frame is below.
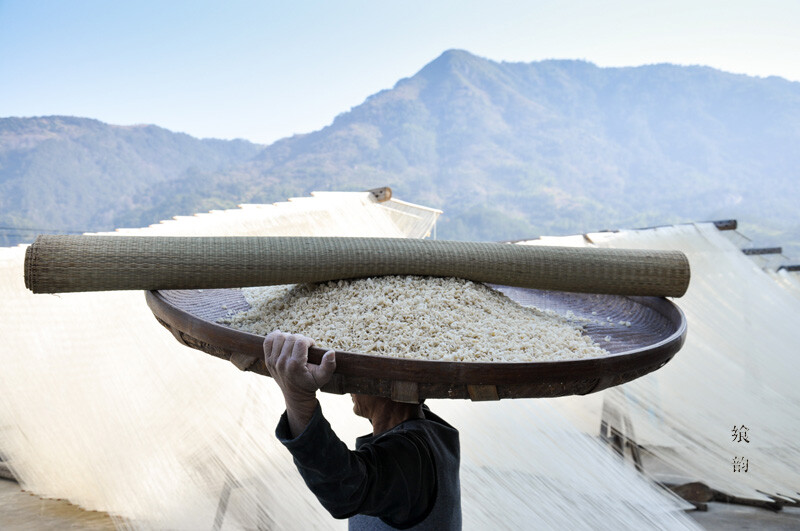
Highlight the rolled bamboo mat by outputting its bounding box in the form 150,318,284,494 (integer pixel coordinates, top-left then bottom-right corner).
24,235,690,297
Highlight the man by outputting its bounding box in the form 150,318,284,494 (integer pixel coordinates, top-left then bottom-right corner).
264,330,461,530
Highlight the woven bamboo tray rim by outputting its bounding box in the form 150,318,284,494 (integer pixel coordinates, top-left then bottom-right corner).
145,286,687,400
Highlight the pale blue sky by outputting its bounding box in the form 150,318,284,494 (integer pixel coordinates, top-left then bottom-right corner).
2,0,798,144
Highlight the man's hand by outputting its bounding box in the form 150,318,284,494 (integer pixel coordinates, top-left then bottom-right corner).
264,330,336,437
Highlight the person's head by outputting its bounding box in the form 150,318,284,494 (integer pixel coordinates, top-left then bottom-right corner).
350,393,387,419
350,394,425,434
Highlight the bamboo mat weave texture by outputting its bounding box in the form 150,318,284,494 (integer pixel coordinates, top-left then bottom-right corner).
24,235,690,297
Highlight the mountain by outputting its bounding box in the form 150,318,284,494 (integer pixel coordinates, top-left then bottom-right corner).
0,116,262,245
2,50,800,255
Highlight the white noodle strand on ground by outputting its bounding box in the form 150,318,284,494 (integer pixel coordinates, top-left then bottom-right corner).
222,276,608,362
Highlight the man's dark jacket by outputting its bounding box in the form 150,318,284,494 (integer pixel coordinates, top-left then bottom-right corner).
276,403,461,530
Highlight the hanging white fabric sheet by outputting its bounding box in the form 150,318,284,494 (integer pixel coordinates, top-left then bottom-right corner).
526,223,800,502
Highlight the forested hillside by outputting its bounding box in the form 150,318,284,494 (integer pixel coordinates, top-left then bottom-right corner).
2,51,799,254
0,116,262,246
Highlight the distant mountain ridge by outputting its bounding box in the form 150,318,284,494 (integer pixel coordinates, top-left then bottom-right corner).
2,50,799,254
0,116,262,244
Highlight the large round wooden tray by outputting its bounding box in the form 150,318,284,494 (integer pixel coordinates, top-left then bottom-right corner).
145,286,686,402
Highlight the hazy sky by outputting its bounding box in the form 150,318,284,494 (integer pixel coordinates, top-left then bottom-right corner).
2,0,798,145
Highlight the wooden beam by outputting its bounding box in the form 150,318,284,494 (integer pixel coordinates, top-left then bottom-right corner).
742,247,782,256
712,219,737,230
